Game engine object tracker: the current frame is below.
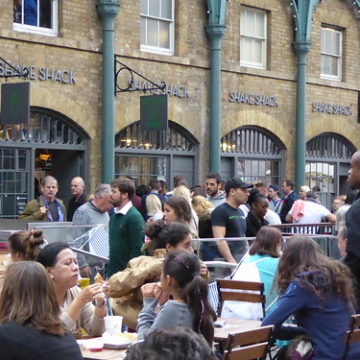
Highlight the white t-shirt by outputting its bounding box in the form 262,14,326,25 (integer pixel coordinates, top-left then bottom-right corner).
265,208,281,225
289,200,330,224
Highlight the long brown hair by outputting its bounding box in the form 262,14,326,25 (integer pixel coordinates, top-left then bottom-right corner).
163,251,216,345
8,230,45,260
276,235,356,307
0,261,65,335
165,197,192,223
249,226,281,257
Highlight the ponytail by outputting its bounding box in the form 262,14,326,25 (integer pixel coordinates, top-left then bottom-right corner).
163,251,216,345
184,275,216,345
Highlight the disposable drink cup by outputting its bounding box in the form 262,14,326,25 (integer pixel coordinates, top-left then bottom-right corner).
104,316,123,335
77,278,90,289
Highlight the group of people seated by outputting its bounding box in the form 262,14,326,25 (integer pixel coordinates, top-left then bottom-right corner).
3,172,360,359
0,219,359,360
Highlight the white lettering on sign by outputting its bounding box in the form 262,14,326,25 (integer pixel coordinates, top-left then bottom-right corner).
228,92,278,107
0,62,76,85
129,81,190,98
312,102,352,116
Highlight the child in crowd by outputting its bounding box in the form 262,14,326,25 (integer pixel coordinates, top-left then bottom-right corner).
137,250,216,345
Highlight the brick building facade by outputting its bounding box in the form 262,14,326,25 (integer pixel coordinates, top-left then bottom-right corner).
0,0,359,217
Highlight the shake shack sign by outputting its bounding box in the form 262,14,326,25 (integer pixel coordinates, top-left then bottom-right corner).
0,62,76,85
312,101,352,116
228,91,278,107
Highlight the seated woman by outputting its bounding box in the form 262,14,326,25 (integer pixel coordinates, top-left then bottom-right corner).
223,226,281,318
0,261,82,360
109,221,196,330
262,234,360,360
137,250,216,345
0,229,46,289
37,242,107,336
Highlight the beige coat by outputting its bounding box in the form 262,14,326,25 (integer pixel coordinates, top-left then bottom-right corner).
109,249,167,329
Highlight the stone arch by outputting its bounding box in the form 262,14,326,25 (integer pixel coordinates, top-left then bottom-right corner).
222,108,291,150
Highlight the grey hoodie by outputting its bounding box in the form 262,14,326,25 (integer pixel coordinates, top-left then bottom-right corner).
207,191,226,208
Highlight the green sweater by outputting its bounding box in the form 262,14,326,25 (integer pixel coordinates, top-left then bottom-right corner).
107,206,145,277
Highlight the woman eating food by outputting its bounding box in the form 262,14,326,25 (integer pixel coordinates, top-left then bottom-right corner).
37,242,108,336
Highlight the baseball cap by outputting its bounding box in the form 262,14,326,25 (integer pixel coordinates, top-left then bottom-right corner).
225,178,253,193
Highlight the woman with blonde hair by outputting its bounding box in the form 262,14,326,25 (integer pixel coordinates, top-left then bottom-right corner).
298,185,310,200
191,195,215,261
0,261,82,359
146,194,163,221
172,185,199,237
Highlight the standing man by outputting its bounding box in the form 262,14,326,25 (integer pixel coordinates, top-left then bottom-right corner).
67,176,87,221
19,175,66,221
211,178,252,263
72,184,112,229
280,179,298,223
108,177,145,277
268,184,283,216
345,150,360,308
205,172,225,207
285,191,335,234
73,184,112,278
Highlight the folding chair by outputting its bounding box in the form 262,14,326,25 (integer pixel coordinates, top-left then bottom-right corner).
217,279,266,319
222,325,274,360
343,314,360,360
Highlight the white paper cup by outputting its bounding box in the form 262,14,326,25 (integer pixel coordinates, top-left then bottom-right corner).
104,316,123,335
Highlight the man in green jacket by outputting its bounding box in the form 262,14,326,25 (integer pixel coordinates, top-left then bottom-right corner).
19,175,66,221
107,177,145,277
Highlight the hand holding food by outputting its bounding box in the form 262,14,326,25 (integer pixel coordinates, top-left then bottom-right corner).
78,283,104,304
94,272,107,300
141,282,161,298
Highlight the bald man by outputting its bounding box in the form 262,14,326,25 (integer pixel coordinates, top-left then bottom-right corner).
67,176,87,221
344,150,360,308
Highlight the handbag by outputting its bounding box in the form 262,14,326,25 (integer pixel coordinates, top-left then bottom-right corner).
220,256,269,320
284,336,314,360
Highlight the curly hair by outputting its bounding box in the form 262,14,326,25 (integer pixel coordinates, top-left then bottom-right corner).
124,327,217,360
276,235,356,308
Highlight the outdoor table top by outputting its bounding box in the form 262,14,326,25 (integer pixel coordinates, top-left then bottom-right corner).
214,318,262,342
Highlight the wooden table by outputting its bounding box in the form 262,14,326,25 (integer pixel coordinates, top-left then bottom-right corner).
214,318,262,342
81,348,126,360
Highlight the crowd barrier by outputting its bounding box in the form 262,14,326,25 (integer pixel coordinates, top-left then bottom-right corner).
0,221,340,280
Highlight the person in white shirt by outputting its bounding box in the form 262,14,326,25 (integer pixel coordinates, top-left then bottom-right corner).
286,191,335,234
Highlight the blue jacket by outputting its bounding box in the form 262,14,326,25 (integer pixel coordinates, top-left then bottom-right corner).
262,272,360,360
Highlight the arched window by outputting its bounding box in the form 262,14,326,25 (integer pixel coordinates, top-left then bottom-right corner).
0,107,88,218
306,133,356,204
0,108,87,146
115,120,198,187
221,126,284,184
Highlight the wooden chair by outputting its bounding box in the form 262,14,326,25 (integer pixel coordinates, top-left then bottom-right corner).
343,314,360,360
217,279,266,319
222,325,274,360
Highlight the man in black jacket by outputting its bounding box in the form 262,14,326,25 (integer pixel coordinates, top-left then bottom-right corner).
345,150,360,308
279,179,298,223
